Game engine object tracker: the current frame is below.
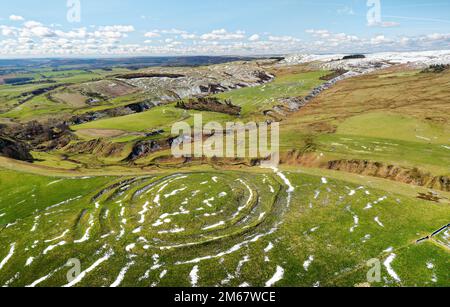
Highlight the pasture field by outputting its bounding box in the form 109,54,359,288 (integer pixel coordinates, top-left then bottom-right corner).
0,68,133,121
0,63,448,288
0,167,448,287
279,69,450,176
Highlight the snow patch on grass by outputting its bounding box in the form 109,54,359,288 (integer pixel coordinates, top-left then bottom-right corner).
374,217,385,227
264,242,274,253
43,241,66,255
383,254,401,283
303,255,314,271
138,201,150,224
190,265,199,287
74,214,94,244
202,221,225,230
44,229,69,243
63,249,114,287
0,243,15,270
110,261,135,287
265,266,284,287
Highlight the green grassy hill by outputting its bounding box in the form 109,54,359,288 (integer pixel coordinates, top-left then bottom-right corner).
0,63,448,287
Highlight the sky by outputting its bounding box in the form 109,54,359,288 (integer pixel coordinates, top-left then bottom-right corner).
0,0,449,58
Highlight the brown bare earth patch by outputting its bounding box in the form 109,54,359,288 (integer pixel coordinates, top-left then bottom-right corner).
268,64,316,77
279,150,450,192
51,91,90,107
417,192,442,203
79,79,139,99
76,128,126,139
64,139,126,157
324,159,449,192
319,69,348,81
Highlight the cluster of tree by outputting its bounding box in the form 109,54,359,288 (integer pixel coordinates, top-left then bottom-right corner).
421,64,449,73
342,54,366,60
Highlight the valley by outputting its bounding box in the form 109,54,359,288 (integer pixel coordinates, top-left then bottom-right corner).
0,51,449,287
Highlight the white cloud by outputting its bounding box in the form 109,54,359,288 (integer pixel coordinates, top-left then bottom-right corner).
9,15,24,21
0,19,448,57
421,33,450,41
248,34,260,41
24,21,42,28
200,29,246,41
181,33,197,40
159,29,187,35
306,29,331,38
98,25,134,33
54,28,87,39
370,35,393,45
268,35,300,42
306,29,359,45
144,31,160,38
0,25,16,36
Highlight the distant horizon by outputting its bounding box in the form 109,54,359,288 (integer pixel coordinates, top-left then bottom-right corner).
1,48,449,61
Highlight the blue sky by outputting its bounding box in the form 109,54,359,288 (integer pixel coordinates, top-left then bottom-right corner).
0,0,449,57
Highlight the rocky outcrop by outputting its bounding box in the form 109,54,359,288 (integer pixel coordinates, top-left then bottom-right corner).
0,120,73,151
327,159,450,192
126,135,194,161
119,62,275,100
70,100,159,125
126,140,162,161
176,97,241,116
0,136,33,162
115,73,185,79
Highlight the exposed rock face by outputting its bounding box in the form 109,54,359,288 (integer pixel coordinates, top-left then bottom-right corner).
115,73,186,79
327,160,450,192
126,134,197,161
0,120,73,151
176,97,241,116
127,140,162,161
70,100,159,125
118,62,275,100
0,136,33,162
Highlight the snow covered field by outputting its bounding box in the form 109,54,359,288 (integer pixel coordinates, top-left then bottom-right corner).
281,50,450,72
